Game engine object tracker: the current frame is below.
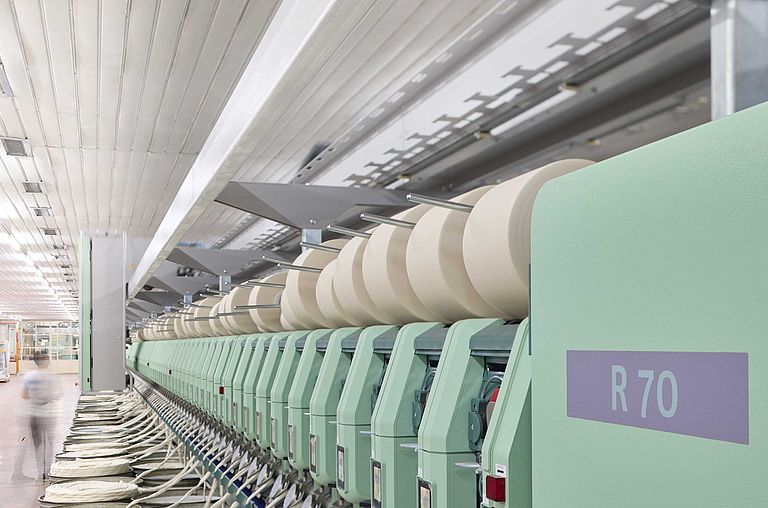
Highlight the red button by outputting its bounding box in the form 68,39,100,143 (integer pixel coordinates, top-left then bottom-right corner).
485,475,505,502
218,386,224,395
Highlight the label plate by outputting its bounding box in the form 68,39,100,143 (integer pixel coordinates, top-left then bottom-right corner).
567,350,748,444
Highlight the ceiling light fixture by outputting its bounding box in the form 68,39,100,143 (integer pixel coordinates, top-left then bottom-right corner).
2,138,32,157
32,207,52,217
41,227,57,236
21,181,43,193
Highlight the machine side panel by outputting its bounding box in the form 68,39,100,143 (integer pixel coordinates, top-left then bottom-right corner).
531,102,768,507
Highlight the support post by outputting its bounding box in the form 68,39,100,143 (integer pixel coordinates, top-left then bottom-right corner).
219,271,232,293
302,229,323,252
79,232,126,392
711,0,768,118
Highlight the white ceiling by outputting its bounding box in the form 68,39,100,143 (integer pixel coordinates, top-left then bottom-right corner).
0,0,701,320
0,0,277,320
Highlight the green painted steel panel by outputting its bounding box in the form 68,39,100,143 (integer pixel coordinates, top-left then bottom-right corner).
531,102,768,507
270,331,307,459
287,328,334,471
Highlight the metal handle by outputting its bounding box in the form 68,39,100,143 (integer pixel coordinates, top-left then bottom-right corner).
262,256,322,273
326,224,371,238
244,280,286,289
262,255,293,265
359,430,373,436
399,443,419,450
359,213,415,229
454,462,481,470
235,304,281,310
279,262,322,273
406,193,474,212
300,242,342,253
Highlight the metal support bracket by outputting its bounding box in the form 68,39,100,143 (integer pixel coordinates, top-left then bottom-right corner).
215,181,411,229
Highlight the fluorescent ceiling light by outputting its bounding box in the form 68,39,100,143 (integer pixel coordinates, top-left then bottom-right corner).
32,207,52,217
2,138,32,157
21,181,42,193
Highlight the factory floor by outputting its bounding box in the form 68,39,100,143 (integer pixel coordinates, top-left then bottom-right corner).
0,372,79,507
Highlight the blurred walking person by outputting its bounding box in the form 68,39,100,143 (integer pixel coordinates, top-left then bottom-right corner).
12,350,62,482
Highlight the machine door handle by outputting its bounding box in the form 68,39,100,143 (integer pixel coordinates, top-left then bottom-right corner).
399,443,419,450
454,462,481,470
329,420,337,424
359,430,373,436
304,412,311,416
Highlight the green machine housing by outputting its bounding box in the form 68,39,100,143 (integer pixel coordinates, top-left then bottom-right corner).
252,332,288,448
231,335,259,431
417,318,517,508
287,329,334,472
528,101,768,507
335,325,399,506
308,327,363,488
370,322,448,508
240,334,273,438
269,331,308,461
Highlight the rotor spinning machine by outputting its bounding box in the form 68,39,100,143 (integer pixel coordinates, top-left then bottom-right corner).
71,103,767,507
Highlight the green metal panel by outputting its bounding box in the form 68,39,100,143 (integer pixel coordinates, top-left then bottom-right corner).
204,340,226,414
287,328,334,471
188,340,205,405
254,333,288,449
419,319,504,452
309,327,362,486
479,320,531,507
337,325,399,504
243,334,272,439
418,318,509,508
370,322,446,508
212,337,237,419
180,339,197,400
530,102,768,507
231,336,258,430
196,339,212,406
79,233,92,391
221,337,248,425
270,331,308,459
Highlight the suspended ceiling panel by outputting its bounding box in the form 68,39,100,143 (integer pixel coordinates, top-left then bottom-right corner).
0,0,277,320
